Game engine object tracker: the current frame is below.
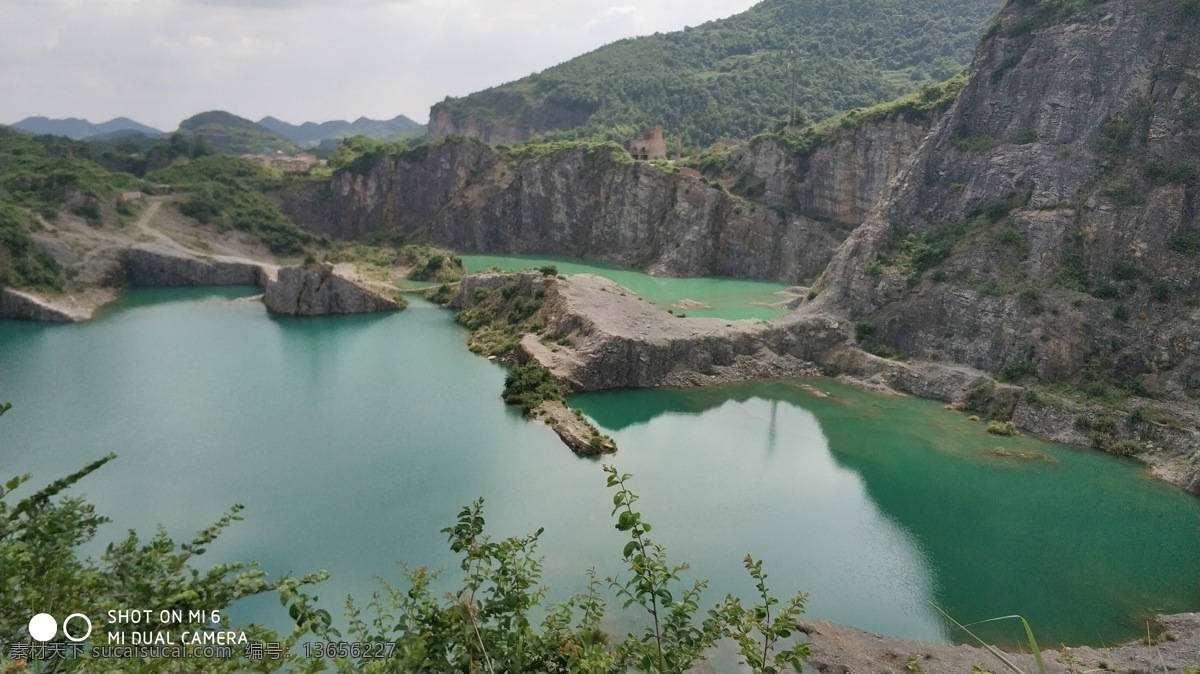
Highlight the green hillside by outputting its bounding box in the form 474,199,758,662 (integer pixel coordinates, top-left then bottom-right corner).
0,128,144,291
432,0,1000,144
147,155,314,255
178,111,300,155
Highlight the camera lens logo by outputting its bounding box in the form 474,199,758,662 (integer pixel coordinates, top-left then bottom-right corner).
28,613,92,642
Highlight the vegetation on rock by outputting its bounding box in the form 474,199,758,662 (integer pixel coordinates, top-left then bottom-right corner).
501,361,563,413
399,245,465,283
455,275,550,357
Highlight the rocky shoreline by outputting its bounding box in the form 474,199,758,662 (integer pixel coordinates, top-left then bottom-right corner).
2,236,400,321
479,271,1199,496
439,269,1200,671
799,612,1200,674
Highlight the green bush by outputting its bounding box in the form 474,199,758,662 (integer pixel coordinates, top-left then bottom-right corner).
986,420,1020,436
1107,439,1141,456
1150,281,1172,302
502,361,563,413
1010,129,1038,144
998,360,1037,383
433,0,995,146
1167,229,1199,255
855,320,877,341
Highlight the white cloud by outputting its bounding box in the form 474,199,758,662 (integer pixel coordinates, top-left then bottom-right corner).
0,0,758,129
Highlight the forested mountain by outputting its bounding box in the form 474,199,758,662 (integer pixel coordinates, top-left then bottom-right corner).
258,114,423,147
10,116,162,140
178,111,299,155
429,0,1002,145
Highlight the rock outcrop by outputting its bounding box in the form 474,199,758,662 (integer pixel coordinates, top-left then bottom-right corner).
528,399,616,456
455,269,1199,493
514,274,846,391
262,263,402,316
730,116,930,227
811,0,1200,399
281,140,849,284
124,244,268,287
0,288,90,322
795,0,1200,492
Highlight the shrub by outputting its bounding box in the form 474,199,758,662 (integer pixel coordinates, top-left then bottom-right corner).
986,420,1020,436
1107,439,1141,456
501,361,562,413
998,360,1036,383
867,344,904,360
1010,129,1038,145
1167,229,1200,255
855,320,877,341
1109,258,1144,281
71,202,101,223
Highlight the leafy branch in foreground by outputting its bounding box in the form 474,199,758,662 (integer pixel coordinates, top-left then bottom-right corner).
0,401,330,674
333,466,811,674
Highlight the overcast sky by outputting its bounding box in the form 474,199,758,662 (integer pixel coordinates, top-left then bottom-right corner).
0,0,760,131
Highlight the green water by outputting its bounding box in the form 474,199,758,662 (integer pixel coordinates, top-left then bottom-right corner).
461,254,795,320
1,288,1197,648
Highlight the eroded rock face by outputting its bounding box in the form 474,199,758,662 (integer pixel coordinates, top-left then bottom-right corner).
812,0,1200,400
730,117,929,227
262,263,401,316
0,288,80,322
281,142,847,284
124,244,267,287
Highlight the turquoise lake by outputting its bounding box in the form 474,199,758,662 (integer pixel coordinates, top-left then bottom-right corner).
1,286,1197,650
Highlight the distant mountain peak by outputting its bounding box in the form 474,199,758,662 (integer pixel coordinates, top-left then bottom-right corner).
12,116,163,140
255,114,423,146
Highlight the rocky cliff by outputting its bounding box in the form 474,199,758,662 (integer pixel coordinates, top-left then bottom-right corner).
125,244,268,287
730,116,930,227
812,0,1200,403
282,126,928,284
262,263,402,316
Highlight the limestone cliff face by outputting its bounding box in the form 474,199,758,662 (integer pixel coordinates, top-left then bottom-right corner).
283,141,847,283
814,0,1200,402
262,263,402,316
125,245,267,287
730,117,930,227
